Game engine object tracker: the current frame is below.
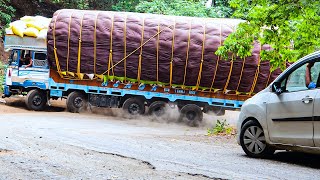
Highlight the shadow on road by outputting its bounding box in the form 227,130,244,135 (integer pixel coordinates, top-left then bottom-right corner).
269,151,320,169
4,97,65,112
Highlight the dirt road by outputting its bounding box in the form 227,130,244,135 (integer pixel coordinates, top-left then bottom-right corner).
0,98,320,179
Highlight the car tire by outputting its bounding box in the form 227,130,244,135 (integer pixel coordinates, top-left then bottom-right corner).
25,89,47,111
67,91,87,113
240,120,275,158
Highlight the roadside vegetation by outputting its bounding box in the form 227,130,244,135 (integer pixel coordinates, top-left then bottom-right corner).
0,61,5,93
207,119,236,136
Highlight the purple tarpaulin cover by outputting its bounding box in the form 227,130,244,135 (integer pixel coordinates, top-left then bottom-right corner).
47,9,282,93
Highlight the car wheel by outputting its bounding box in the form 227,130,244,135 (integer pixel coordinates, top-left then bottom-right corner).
240,120,275,158
25,89,47,111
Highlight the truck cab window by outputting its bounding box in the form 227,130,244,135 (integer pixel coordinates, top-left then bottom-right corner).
9,50,19,65
33,52,48,68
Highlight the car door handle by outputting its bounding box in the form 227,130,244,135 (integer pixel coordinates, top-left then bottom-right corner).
302,97,313,104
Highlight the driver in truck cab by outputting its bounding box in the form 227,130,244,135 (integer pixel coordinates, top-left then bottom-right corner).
20,54,33,68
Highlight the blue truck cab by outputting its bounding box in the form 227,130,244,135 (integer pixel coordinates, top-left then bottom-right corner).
3,35,49,110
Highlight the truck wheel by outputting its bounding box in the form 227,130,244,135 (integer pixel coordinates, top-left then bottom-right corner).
148,101,166,116
122,97,145,115
240,120,275,158
67,91,87,113
25,89,47,111
179,104,203,127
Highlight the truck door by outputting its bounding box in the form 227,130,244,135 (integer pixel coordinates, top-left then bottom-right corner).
6,50,20,85
266,61,318,147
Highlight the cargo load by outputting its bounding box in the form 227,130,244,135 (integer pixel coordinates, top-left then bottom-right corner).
47,9,281,94
6,16,50,39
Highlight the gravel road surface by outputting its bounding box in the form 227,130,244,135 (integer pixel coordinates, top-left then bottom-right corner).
0,98,320,179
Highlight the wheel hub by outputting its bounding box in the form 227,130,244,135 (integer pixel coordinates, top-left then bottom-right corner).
32,95,42,106
243,126,266,154
128,103,140,115
153,107,164,116
74,97,84,108
186,111,196,121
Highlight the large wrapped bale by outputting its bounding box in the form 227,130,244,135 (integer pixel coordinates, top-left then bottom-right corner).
47,9,282,94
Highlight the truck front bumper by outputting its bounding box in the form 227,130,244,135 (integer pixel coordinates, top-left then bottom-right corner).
2,85,12,98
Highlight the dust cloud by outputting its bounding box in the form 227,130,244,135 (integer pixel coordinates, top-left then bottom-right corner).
84,104,240,128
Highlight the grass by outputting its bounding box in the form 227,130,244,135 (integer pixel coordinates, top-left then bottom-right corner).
207,119,236,136
0,61,6,93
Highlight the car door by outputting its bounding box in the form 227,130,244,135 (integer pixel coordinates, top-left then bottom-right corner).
312,89,320,147
266,61,319,147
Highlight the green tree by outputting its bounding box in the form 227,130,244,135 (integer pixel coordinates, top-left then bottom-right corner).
0,0,15,36
216,0,320,70
112,0,140,12
136,0,232,18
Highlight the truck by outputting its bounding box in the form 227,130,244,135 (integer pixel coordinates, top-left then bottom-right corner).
2,9,282,126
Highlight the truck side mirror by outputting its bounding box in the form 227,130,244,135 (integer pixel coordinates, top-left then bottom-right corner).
272,82,283,94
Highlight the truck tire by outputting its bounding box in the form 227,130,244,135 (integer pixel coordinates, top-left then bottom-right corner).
148,101,166,116
122,97,145,115
67,91,87,113
179,104,203,127
25,89,47,111
240,120,275,158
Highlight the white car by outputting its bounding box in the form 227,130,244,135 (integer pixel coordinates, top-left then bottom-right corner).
237,51,320,158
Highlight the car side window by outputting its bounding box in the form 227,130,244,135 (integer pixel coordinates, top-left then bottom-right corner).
285,64,308,92
282,61,320,92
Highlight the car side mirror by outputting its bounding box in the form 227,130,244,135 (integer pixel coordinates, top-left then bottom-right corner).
272,82,283,94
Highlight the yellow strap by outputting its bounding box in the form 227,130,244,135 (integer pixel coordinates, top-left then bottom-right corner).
156,21,160,83
265,66,272,88
77,13,85,79
108,14,115,78
169,19,176,86
196,21,207,90
102,24,174,76
222,25,236,93
124,14,127,82
94,12,99,75
236,57,246,94
53,11,62,76
66,12,73,76
249,45,262,95
137,17,145,83
183,21,192,88
223,55,234,93
210,24,222,92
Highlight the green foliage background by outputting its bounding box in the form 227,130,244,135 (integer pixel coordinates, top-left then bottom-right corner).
0,0,15,36
216,0,320,70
